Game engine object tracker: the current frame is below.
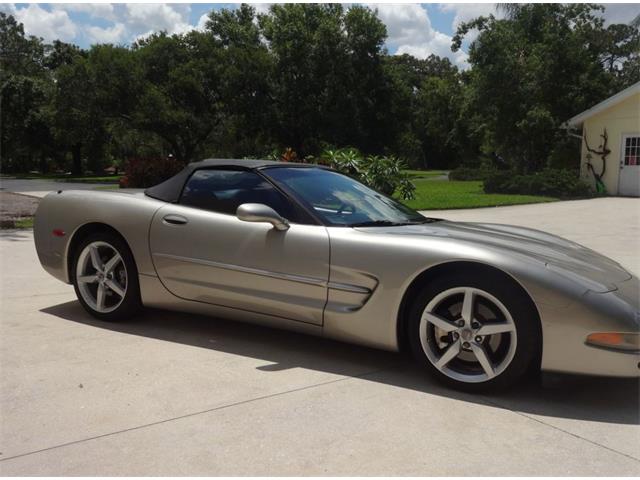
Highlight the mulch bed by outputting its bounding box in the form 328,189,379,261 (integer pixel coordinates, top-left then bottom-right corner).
0,192,40,228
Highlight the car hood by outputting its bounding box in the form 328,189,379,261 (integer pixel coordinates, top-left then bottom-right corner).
356,220,631,291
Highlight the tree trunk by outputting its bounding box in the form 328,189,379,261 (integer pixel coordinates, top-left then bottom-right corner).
39,154,48,174
71,143,82,175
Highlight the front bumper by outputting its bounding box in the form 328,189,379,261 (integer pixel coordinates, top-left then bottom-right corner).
540,275,640,378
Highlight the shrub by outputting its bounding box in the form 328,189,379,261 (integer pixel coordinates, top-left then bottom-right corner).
320,148,415,200
120,156,183,188
547,139,581,170
483,171,514,193
484,169,593,198
449,166,496,181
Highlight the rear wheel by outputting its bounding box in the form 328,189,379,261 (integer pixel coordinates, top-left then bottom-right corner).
408,271,540,391
72,232,141,321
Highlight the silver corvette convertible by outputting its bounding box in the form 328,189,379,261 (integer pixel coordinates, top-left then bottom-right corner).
35,159,640,390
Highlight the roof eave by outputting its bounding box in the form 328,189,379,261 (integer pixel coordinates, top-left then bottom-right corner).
565,81,640,129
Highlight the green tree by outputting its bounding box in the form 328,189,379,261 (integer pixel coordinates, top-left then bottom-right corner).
0,13,54,173
453,3,639,172
259,4,346,154
383,54,473,169
53,54,93,174
0,12,45,77
259,3,390,156
205,4,274,157
341,5,391,152
53,44,143,174
6,4,635,179
596,22,640,90
131,31,224,163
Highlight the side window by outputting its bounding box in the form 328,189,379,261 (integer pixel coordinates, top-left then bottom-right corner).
180,169,298,220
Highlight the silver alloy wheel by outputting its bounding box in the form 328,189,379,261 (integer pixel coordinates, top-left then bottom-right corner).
419,287,517,383
76,241,127,313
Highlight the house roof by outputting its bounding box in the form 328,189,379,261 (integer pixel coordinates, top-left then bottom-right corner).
566,81,640,128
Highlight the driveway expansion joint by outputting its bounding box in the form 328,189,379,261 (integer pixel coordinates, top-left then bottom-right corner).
480,396,640,464
4,291,72,300
0,368,384,464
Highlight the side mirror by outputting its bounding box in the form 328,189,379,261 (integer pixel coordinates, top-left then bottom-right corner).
236,203,290,231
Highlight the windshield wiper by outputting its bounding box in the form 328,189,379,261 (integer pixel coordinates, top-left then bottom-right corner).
408,217,442,224
349,220,413,227
350,218,441,227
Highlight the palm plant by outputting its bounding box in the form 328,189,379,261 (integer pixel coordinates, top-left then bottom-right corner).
320,148,415,200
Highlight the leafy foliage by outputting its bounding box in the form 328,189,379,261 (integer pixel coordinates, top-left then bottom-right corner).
259,4,391,156
1,4,638,182
383,54,473,169
132,31,223,164
321,148,416,200
452,3,639,173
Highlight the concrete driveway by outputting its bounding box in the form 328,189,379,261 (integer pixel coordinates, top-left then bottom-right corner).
0,177,143,199
0,177,115,198
1,198,639,475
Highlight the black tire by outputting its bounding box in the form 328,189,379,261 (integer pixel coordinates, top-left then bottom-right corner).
407,270,540,392
72,231,142,322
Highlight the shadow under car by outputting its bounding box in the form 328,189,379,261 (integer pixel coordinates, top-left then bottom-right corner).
41,300,640,426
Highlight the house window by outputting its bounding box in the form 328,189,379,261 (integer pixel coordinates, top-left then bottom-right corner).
623,136,639,166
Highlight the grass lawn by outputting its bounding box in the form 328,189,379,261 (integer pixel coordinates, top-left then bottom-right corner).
14,217,35,228
404,169,448,179
0,217,35,229
403,179,557,210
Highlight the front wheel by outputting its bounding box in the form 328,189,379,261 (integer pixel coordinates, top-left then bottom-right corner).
72,232,141,321
408,272,540,392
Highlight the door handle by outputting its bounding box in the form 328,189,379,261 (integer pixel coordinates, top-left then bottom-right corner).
163,214,188,225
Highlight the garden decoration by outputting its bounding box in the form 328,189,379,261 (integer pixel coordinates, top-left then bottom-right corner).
583,128,610,194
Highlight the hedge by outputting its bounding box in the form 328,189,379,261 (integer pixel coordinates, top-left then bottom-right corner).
484,169,593,198
448,166,496,181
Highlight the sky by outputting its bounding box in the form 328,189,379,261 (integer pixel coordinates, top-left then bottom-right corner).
2,3,639,69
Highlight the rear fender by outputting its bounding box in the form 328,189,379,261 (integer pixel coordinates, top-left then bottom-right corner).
34,190,165,283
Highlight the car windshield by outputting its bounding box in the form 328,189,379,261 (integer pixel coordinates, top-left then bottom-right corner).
264,167,433,227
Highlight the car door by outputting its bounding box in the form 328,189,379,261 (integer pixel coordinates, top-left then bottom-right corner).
149,168,330,325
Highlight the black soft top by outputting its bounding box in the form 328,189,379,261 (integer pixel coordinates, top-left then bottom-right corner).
144,158,316,203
